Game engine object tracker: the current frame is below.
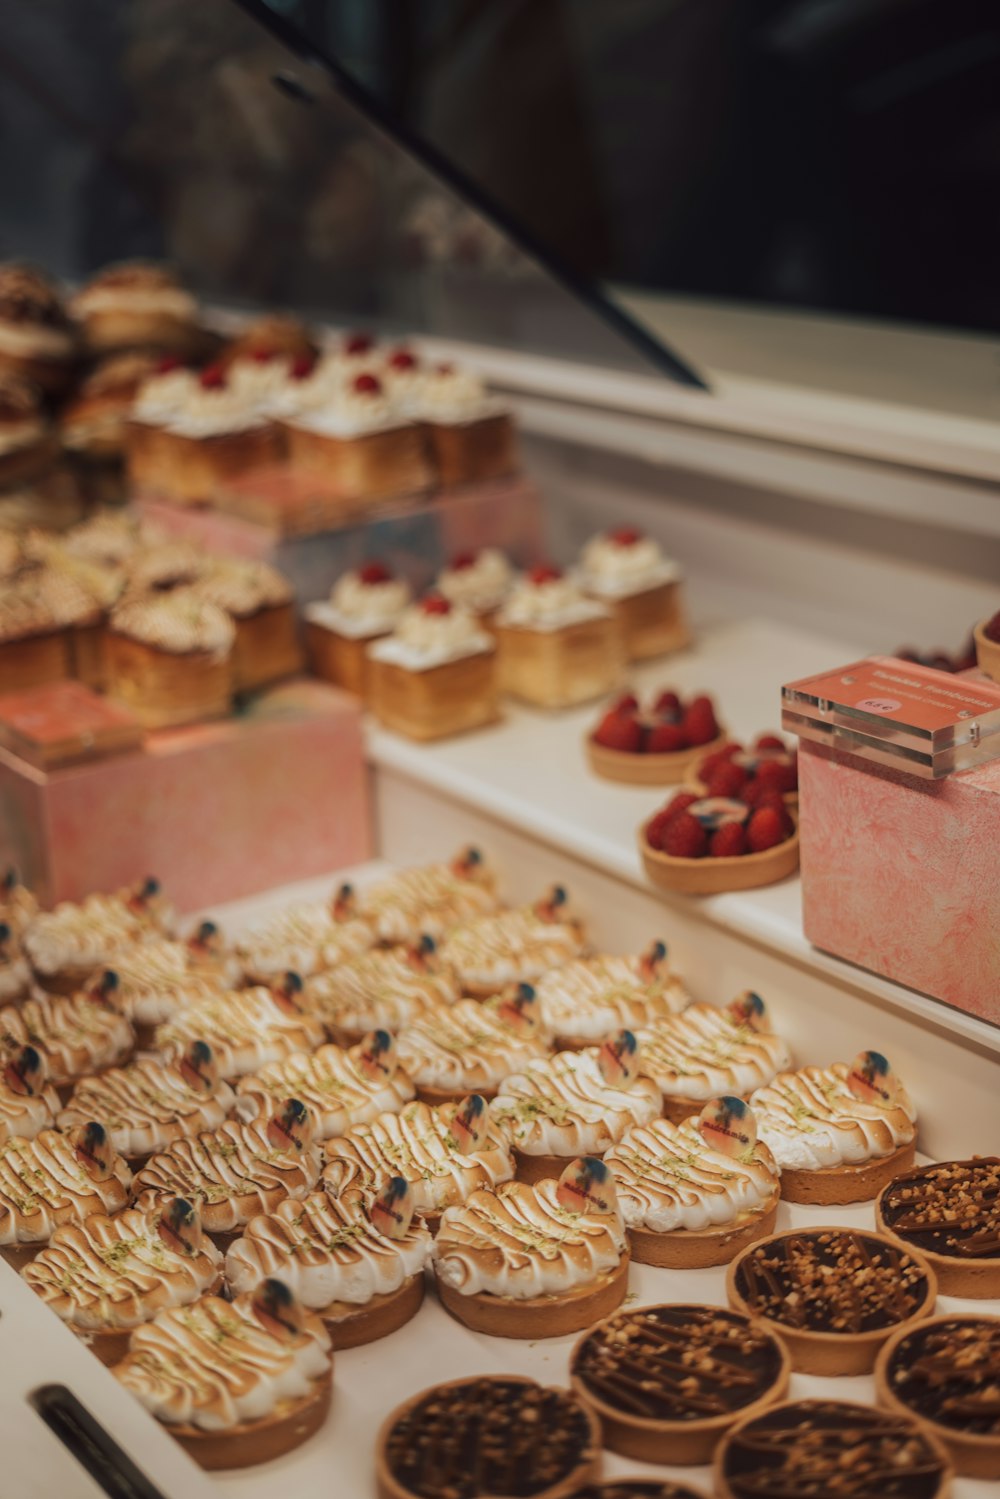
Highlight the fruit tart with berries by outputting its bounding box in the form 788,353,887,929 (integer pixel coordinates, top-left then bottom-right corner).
588,690,726,784
693,733,798,805
639,786,798,894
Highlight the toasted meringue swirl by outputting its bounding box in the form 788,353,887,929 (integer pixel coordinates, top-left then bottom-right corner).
0,1068,60,1144
234,1043,414,1140
0,993,133,1088
0,1129,131,1246
310,949,458,1036
237,906,372,983
637,1004,792,1104
493,1049,661,1158
354,863,498,945
23,897,148,979
154,987,325,1079
97,940,227,1027
750,1062,917,1171
536,954,689,1041
605,1116,779,1233
58,1058,236,1159
442,907,585,991
397,998,550,1093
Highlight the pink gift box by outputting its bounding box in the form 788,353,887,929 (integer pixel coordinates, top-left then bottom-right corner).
798,740,1000,1024
0,680,371,912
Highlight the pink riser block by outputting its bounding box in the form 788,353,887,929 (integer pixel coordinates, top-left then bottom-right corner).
799,740,1000,1024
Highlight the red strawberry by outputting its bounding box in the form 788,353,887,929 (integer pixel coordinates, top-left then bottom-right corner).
709,823,748,858
358,561,391,586
644,809,675,851
705,761,748,798
156,355,182,374
609,527,641,547
612,692,639,714
661,811,708,859
528,563,562,585
389,348,417,370
594,711,643,753
345,332,374,354
682,696,720,747
450,551,477,571
653,690,682,719
421,594,452,616
646,722,689,753
755,733,786,752
290,354,315,380
747,806,794,853
354,372,381,394
199,363,226,390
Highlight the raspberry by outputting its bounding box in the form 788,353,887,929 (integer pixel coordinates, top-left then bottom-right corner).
709,823,748,858
646,722,688,753
653,690,682,719
661,811,708,859
450,551,477,570
609,527,641,546
389,348,417,370
251,346,276,363
528,563,562,585
290,354,315,380
705,761,748,798
699,743,742,779
745,785,788,813
747,806,793,853
345,332,373,354
421,594,451,616
665,791,700,820
156,355,182,374
644,809,675,851
358,561,391,586
612,693,639,714
755,759,797,795
682,696,720,747
755,733,786,752
354,372,381,394
593,711,643,753
199,363,226,389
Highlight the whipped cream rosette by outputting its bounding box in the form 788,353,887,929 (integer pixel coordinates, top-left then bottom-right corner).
306,563,412,643
637,994,793,1122
493,1033,662,1182
58,1043,236,1160
440,885,586,997
750,1050,917,1204
396,986,551,1103
226,1177,432,1348
323,1094,514,1222
23,1199,223,1363
235,899,372,984
578,530,682,601
113,1282,332,1468
132,1102,322,1240
0,1045,60,1142
0,991,134,1094
154,979,325,1080
605,1097,780,1267
436,548,513,615
0,1123,132,1268
368,596,493,672
234,1034,415,1140
536,940,690,1046
497,571,610,632
309,937,458,1046
343,847,499,945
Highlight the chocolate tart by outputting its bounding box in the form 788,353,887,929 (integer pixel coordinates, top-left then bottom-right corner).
727,1226,936,1376
574,1486,708,1499
875,1314,1000,1479
587,731,727,786
638,812,799,895
376,1375,601,1499
715,1399,953,1499
875,1157,1000,1297
570,1303,789,1465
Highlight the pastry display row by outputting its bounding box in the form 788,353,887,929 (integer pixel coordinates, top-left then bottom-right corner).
0,850,994,1493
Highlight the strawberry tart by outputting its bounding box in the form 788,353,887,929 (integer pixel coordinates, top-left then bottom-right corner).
641,788,798,893
589,689,725,783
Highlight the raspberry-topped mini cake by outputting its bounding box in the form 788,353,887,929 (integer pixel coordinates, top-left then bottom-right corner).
750,1051,917,1203
310,939,458,1047
406,362,517,485
140,361,281,505
397,987,551,1104
536,940,689,1048
305,560,411,698
154,978,325,1079
440,886,586,997
70,261,202,357
578,528,689,660
638,994,793,1123
496,565,624,708
435,547,513,632
0,264,77,394
234,1034,415,1140
284,370,431,503
344,846,499,945
368,593,499,741
0,1122,132,1270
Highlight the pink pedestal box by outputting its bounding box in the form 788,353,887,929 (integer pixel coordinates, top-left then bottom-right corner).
0,680,371,913
798,740,1000,1025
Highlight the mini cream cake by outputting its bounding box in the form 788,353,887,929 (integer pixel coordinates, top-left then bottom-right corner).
284,370,430,502
234,1036,415,1141
23,1200,223,1364
70,262,201,356
606,1100,781,1267
0,1046,60,1143
493,1037,662,1183
440,887,586,997
125,361,198,489
406,363,516,486
192,558,301,692
435,547,513,629
397,988,551,1104
58,1046,236,1161
495,565,624,708
0,991,134,1095
132,1105,322,1241
0,1123,132,1269
0,573,85,692
323,1096,514,1222
138,364,280,506
0,264,77,394
367,595,499,742
433,1169,628,1338
113,1284,332,1470
578,528,688,660
536,941,690,1048
310,941,459,1047
154,983,325,1080
638,994,793,1123
305,561,411,699
235,901,372,986
226,1182,432,1347
750,1052,917,1204
106,589,234,729
344,847,499,945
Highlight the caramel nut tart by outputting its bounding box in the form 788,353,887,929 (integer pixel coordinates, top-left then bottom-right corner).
605,1098,780,1268
376,1374,601,1499
0,1045,60,1143
343,846,499,945
575,1486,707,1499
154,977,325,1080
0,263,77,393
727,1226,936,1376
433,1160,628,1338
58,1043,236,1163
0,990,134,1100
235,897,372,985
234,1033,414,1141
114,1281,332,1470
309,936,458,1048
875,1157,1000,1297
70,261,201,357
22,1197,223,1366
0,1122,131,1270
132,1101,322,1247
441,885,587,997
536,940,690,1049
190,558,302,692
571,1303,789,1464
638,993,792,1123
322,1094,513,1225
493,1034,662,1183
875,1314,1000,1479
226,1176,432,1349
750,1050,917,1203
397,985,551,1105
715,1398,953,1499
